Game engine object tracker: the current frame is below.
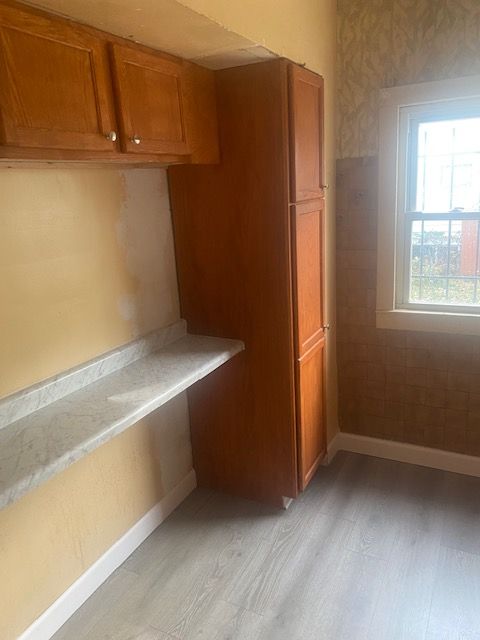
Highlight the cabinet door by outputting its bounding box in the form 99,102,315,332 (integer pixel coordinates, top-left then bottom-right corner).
110,43,189,156
288,64,325,203
296,339,326,490
292,198,326,490
0,3,116,152
291,200,324,358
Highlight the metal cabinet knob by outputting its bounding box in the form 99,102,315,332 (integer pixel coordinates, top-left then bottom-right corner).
131,135,142,145
105,130,117,142
322,324,330,331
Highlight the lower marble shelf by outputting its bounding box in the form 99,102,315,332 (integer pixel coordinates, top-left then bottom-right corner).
0,326,244,510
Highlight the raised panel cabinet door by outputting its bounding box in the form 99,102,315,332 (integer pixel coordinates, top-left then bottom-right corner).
0,3,116,151
110,43,189,156
296,339,326,491
288,64,325,203
291,200,324,358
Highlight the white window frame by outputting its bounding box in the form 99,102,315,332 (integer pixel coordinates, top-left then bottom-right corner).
377,74,480,336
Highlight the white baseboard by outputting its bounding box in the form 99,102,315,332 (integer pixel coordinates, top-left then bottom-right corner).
328,432,480,478
18,469,197,640
19,434,480,639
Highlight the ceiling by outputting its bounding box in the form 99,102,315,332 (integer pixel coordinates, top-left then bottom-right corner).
23,0,277,68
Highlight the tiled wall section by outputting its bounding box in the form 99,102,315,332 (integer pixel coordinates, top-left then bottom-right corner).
336,156,480,456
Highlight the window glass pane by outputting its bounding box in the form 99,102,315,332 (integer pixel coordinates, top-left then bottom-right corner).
410,276,421,299
448,279,476,304
408,219,480,306
411,221,422,276
421,220,448,276
414,117,480,213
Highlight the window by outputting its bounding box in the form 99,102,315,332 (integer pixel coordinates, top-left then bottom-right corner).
377,75,480,335
399,107,480,311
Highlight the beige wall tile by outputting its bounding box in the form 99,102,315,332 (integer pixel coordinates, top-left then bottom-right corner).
336,158,480,457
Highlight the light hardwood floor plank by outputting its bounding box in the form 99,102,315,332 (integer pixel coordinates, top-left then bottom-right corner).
346,457,406,559
368,526,441,640
179,599,264,640
52,452,480,640
426,546,480,640
439,472,480,556
53,567,139,640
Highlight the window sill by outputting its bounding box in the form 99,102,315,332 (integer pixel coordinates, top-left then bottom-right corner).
376,309,480,336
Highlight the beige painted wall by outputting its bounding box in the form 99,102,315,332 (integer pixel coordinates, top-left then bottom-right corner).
0,169,179,396
0,168,193,639
337,0,480,159
0,396,192,640
178,0,339,439
1,3,338,635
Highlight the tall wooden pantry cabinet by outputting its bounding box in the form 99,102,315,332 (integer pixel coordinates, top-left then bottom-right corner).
169,59,326,506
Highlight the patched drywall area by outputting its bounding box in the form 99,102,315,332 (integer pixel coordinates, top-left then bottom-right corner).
115,170,180,337
178,0,335,75
0,168,192,638
0,168,179,397
25,0,271,67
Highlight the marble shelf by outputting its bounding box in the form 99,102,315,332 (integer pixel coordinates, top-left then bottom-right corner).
0,325,244,509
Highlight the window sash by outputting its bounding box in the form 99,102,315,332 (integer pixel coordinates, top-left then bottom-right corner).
406,113,480,215
395,99,480,314
397,212,480,314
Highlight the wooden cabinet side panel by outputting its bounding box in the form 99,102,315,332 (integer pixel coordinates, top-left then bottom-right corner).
168,60,298,504
182,62,220,164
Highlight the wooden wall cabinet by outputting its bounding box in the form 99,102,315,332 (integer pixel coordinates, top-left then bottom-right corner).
169,59,326,506
0,1,219,165
110,43,189,156
289,65,325,203
0,2,116,153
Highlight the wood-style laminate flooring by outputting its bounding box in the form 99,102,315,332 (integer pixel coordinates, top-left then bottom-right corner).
53,452,480,640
